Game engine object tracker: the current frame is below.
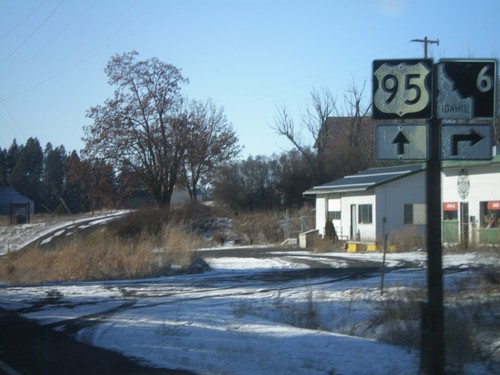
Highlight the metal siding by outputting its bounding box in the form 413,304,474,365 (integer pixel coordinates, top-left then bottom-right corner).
316,197,326,236
375,171,426,241
339,192,376,241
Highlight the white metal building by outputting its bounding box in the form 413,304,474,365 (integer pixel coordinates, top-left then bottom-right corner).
303,164,426,243
304,155,500,247
441,155,500,246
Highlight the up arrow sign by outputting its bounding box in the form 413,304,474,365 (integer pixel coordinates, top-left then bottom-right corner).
392,131,409,155
451,129,483,156
376,124,428,160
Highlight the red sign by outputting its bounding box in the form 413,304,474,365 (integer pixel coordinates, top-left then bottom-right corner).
443,202,458,211
487,201,500,210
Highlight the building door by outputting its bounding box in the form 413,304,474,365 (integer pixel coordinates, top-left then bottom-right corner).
350,204,357,240
460,202,469,248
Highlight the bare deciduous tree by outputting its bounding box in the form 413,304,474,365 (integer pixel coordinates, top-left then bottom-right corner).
181,98,240,200
83,51,189,206
271,82,373,183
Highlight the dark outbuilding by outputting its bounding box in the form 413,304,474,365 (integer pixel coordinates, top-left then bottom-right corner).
0,188,34,223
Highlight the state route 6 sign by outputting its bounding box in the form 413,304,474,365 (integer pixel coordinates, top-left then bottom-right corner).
373,59,433,119
437,59,497,119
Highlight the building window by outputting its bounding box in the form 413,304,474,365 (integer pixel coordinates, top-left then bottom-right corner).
328,211,341,220
404,203,426,224
358,204,372,224
480,201,500,228
443,202,458,220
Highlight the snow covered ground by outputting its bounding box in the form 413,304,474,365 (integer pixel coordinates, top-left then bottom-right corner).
0,217,498,374
0,211,126,255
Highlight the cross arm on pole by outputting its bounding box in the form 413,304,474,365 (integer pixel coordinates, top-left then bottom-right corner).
411,36,439,58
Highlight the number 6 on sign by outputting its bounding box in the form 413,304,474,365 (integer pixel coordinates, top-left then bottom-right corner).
476,65,493,93
373,59,433,119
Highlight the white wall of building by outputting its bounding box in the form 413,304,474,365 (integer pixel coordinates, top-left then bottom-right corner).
442,163,500,244
312,161,499,246
316,171,426,242
316,197,326,236
376,171,427,242
442,165,499,220
337,192,376,241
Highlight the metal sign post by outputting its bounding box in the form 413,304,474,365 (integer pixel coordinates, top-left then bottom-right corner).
373,58,443,374
373,57,496,374
422,72,444,373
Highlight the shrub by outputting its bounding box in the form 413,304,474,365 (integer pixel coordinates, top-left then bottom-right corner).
387,226,425,252
108,202,217,239
107,206,170,238
0,223,206,284
324,220,336,241
369,287,424,348
231,211,283,244
310,236,337,253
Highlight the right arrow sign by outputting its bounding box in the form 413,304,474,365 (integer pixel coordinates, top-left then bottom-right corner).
450,129,483,156
441,124,493,160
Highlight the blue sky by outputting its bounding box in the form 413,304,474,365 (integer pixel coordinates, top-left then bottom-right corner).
1,0,499,157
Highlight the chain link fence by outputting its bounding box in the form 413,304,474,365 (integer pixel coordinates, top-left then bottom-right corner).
282,209,315,242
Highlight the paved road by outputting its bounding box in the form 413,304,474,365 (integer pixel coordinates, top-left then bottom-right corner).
0,307,195,375
0,240,422,374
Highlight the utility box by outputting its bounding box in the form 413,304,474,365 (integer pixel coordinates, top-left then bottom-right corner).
299,229,319,249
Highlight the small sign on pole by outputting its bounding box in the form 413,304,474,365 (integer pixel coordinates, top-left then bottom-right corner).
376,124,429,160
437,60,497,119
440,124,493,160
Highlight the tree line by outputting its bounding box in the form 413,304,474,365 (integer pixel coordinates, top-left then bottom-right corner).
0,51,390,214
0,137,319,214
0,138,114,214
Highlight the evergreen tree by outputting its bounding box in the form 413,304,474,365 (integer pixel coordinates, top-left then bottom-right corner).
0,148,7,187
62,151,88,213
324,219,337,242
42,143,66,212
5,139,20,181
8,138,43,210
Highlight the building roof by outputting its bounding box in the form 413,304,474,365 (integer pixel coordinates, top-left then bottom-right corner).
0,188,33,203
0,188,34,215
441,154,500,170
303,163,425,195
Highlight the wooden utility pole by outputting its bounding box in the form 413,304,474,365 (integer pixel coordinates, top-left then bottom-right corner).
411,37,439,58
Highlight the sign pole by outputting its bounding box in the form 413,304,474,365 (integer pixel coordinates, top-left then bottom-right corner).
421,64,444,375
374,57,495,375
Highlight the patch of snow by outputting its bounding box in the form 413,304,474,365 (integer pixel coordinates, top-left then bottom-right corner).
0,215,497,374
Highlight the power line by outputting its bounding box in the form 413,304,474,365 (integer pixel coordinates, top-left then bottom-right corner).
0,95,26,140
7,0,165,97
0,0,49,41
9,0,99,74
0,0,65,65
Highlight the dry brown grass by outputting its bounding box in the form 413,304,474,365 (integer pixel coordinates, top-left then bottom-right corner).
0,223,204,284
231,211,283,245
387,226,426,252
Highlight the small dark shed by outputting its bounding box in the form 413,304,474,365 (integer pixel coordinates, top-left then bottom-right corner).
0,188,35,223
